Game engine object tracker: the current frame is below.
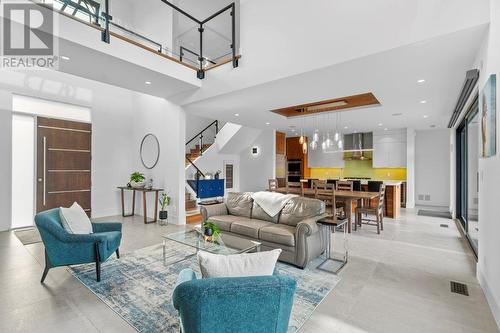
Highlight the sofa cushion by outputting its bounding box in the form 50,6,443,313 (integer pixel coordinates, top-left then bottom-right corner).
208,215,249,232
226,192,253,218
251,202,280,223
230,219,274,239
280,197,325,227
197,249,282,278
259,224,296,247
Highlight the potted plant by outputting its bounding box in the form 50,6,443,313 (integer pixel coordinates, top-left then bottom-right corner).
158,193,171,225
202,221,221,242
130,172,146,188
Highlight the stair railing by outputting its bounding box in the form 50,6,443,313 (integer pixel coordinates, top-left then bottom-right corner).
185,120,219,176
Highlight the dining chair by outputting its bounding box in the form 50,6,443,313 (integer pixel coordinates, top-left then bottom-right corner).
355,184,386,234
361,181,383,207
336,180,353,191
313,180,344,218
268,179,278,192
286,181,302,195
352,180,362,191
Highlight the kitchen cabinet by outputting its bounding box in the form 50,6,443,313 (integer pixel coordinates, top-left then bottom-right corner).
373,129,407,168
286,137,310,180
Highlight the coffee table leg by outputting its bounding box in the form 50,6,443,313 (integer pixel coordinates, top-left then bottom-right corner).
163,238,166,259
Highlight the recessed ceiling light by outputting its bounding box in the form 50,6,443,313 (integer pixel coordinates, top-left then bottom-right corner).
265,122,270,125
423,115,428,118
384,128,388,131
61,56,70,61
420,100,427,104
344,126,348,129
234,113,239,117
392,113,403,116
145,81,151,85
417,79,425,83
378,123,383,126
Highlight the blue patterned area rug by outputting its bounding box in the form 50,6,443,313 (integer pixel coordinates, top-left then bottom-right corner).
69,242,340,333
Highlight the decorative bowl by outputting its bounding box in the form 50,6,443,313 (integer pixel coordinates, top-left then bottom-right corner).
130,180,145,188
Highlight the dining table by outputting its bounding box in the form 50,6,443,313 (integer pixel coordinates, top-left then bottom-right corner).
273,187,379,233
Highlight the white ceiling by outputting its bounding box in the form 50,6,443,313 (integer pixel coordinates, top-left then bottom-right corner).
181,25,488,135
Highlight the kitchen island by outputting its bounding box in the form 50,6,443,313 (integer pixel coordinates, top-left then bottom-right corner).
360,180,402,218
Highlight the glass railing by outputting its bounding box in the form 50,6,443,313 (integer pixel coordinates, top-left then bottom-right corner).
32,0,240,78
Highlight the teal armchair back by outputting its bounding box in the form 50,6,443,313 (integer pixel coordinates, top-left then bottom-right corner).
173,268,296,333
35,208,122,282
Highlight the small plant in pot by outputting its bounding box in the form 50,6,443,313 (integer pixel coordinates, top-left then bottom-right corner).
202,221,221,242
130,172,146,188
158,193,171,225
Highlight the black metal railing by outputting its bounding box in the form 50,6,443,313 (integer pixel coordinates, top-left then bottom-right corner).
34,0,239,78
160,1,238,79
185,120,219,178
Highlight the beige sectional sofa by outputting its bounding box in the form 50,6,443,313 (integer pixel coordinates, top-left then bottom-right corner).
200,192,327,268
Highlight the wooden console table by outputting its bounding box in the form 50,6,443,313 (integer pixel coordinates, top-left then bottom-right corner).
118,187,163,224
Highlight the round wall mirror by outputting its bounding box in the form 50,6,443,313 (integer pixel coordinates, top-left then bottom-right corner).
140,134,160,169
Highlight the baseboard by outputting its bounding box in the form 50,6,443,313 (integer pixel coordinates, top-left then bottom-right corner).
477,267,500,331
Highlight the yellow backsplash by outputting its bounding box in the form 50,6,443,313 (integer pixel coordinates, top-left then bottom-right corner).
310,160,406,180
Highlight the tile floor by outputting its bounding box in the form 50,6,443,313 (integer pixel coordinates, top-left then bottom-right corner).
0,208,498,333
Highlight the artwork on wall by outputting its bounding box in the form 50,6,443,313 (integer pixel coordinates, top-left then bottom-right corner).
480,74,496,158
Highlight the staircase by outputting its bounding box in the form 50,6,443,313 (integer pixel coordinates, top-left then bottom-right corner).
185,192,202,224
184,120,220,224
185,144,213,165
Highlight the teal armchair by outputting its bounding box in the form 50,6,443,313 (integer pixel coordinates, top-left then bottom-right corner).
173,268,296,333
35,208,122,283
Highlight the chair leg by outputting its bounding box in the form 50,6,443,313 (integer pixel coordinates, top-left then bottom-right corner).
116,248,120,259
95,243,101,282
41,250,52,283
380,213,384,230
376,215,380,234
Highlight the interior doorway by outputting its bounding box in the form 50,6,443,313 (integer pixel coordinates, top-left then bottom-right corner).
11,114,35,229
10,95,92,229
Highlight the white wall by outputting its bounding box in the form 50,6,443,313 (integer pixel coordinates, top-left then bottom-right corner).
239,129,275,192
415,129,451,207
186,113,215,142
406,128,416,208
0,90,12,231
131,94,186,224
475,0,500,327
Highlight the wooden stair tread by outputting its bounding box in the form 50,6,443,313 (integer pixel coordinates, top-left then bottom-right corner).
186,213,203,224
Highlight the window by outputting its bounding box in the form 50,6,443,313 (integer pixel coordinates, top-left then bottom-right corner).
456,95,479,255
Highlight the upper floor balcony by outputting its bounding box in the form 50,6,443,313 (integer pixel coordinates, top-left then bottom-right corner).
24,0,241,98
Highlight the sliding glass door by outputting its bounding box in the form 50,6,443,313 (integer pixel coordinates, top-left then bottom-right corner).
456,96,479,254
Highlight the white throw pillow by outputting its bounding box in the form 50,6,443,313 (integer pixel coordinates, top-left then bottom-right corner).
197,249,281,278
59,202,93,234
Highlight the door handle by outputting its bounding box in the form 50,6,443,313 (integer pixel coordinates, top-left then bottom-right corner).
43,136,47,206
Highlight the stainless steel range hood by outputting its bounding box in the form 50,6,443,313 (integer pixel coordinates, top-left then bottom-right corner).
343,132,373,160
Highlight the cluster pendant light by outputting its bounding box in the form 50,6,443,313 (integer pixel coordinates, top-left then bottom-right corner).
292,111,345,154
303,111,344,153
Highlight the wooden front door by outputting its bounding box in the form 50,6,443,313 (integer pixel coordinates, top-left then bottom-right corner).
36,117,92,215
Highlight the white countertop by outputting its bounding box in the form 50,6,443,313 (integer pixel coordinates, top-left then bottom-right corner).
359,180,403,186
303,178,404,186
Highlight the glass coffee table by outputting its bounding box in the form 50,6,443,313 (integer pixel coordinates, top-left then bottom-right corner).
163,229,261,263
